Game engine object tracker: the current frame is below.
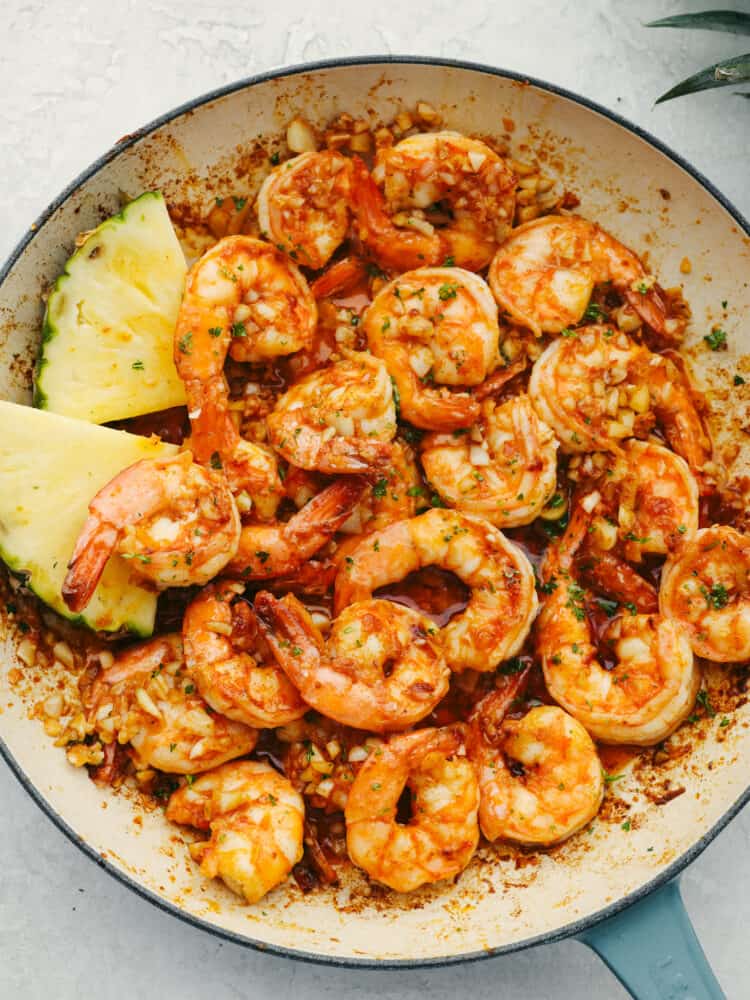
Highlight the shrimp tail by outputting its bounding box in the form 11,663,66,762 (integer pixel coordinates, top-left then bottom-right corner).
319,436,395,474
310,256,367,300
473,357,528,401
576,549,658,613
254,590,323,680
229,476,368,578
468,670,531,751
62,518,120,612
184,377,237,465
285,475,369,548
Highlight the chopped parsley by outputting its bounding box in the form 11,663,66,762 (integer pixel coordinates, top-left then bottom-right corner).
704,327,727,351
372,478,388,498
231,321,247,338
500,658,526,675
734,374,746,386
596,597,619,617
582,302,607,323
700,582,728,609
177,332,193,354
696,689,716,717
208,326,222,338
438,282,459,301
232,196,247,210
209,452,223,470
565,583,586,621
131,359,144,371
255,551,270,564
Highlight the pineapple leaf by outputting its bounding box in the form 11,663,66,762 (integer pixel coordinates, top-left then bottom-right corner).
647,10,750,35
655,53,750,104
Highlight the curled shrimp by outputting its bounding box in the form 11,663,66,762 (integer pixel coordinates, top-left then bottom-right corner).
468,693,604,846
62,451,240,613
86,634,257,773
344,726,479,892
255,592,450,732
575,439,699,562
166,760,304,903
352,134,516,272
363,267,500,430
267,352,396,473
537,498,699,744
334,508,538,673
227,475,367,578
529,326,712,477
174,235,316,468
420,393,559,527
529,326,651,453
183,581,306,728
660,526,750,662
256,151,352,270
489,214,682,341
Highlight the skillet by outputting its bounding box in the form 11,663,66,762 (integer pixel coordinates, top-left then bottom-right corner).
0,56,748,999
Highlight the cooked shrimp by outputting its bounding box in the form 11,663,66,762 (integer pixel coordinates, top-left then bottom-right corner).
578,440,699,562
420,394,558,527
660,526,750,662
174,235,316,468
529,326,650,453
267,352,396,473
363,267,499,430
334,508,538,673
352,134,516,272
489,215,682,341
344,726,479,892
529,326,711,474
62,451,240,613
166,760,304,903
468,696,603,846
256,151,352,270
255,592,450,732
228,476,368,578
537,498,699,744
86,634,257,773
183,581,306,728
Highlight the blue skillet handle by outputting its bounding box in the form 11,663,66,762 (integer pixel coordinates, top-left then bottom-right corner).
578,879,725,999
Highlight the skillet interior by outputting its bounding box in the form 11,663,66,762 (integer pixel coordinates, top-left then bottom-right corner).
1,58,749,965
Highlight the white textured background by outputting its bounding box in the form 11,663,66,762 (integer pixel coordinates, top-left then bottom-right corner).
2,1,749,997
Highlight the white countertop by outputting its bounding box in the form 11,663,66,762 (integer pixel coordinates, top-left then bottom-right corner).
1,1,749,996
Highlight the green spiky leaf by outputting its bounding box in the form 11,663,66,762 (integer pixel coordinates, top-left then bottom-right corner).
655,52,750,104
647,10,750,35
